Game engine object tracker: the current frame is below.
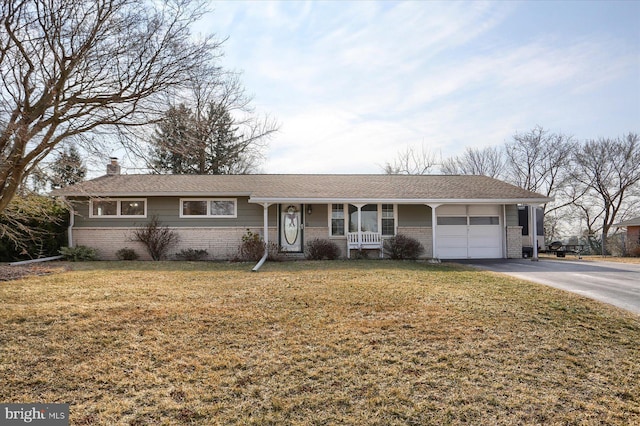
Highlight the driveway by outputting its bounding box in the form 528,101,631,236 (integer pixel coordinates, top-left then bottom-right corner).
459,258,640,315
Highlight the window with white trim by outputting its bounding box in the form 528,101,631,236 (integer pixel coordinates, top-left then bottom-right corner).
331,204,345,236
381,204,395,235
90,199,146,218
180,198,237,218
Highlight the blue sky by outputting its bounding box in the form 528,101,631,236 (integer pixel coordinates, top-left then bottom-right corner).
196,0,640,174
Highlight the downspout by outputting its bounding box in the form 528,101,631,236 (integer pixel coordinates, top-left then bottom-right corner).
252,203,271,272
64,197,74,247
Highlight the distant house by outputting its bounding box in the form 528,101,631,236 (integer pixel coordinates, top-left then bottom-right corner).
612,217,640,254
51,160,551,262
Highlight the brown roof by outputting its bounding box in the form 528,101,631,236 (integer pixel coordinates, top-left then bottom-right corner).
51,174,552,204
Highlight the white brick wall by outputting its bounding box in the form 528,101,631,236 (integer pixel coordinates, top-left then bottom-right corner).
303,227,350,258
73,227,277,260
73,225,440,260
506,226,523,259
396,226,433,258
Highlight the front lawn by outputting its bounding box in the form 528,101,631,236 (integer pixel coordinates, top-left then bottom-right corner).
1,261,639,425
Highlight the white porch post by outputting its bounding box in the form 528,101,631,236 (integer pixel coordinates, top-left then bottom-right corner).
263,203,270,245
428,204,441,259
357,205,362,248
531,205,539,261
351,203,364,249
252,203,272,272
502,204,507,259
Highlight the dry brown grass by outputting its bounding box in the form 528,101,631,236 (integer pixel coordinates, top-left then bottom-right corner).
580,255,640,264
538,253,640,264
1,260,639,425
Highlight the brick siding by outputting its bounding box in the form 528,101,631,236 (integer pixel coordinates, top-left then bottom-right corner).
506,226,523,258
73,227,277,260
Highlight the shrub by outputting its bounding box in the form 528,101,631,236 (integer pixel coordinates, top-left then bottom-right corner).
350,249,370,260
305,238,341,260
383,234,424,260
175,248,209,261
59,245,98,261
116,247,139,261
236,230,265,262
235,230,284,262
0,195,69,261
266,242,284,262
131,215,179,261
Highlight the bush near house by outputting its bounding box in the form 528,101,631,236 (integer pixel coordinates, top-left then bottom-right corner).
235,230,283,262
235,230,265,262
383,234,425,260
175,248,209,261
59,245,98,261
131,216,180,261
304,238,341,260
0,195,68,261
115,248,139,261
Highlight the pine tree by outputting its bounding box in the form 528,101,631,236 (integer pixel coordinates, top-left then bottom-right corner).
150,102,258,175
48,145,87,189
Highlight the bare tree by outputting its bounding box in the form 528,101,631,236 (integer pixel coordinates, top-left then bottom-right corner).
0,0,220,213
441,146,504,178
384,145,439,175
572,133,640,252
504,126,579,214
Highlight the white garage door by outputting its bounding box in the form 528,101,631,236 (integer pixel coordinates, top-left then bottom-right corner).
436,206,502,259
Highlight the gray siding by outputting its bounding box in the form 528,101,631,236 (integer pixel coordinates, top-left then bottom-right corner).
398,204,432,227
505,204,519,227
70,197,514,231
305,204,328,227
71,197,277,228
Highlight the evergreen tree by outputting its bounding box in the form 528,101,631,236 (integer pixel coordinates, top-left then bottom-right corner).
150,105,196,174
48,145,87,189
150,102,260,175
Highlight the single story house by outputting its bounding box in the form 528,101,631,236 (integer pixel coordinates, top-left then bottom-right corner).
51,160,551,263
612,217,640,253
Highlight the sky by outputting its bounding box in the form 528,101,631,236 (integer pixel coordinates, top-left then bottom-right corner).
192,0,639,174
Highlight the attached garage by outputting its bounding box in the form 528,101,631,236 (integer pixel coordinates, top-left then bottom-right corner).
436,205,502,259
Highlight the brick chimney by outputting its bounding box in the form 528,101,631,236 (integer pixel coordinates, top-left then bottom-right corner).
106,157,121,175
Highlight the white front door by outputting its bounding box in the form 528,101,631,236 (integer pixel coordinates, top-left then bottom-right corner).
280,204,303,252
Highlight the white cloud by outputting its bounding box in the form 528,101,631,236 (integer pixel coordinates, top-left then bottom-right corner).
205,1,639,173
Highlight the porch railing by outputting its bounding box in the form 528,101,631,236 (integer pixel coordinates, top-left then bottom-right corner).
347,232,383,257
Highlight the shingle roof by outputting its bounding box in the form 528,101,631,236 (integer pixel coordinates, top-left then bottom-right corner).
612,217,640,227
51,174,552,203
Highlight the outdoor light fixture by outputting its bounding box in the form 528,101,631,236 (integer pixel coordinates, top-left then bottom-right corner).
307,205,312,215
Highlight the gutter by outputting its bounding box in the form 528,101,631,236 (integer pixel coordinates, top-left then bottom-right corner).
248,197,554,205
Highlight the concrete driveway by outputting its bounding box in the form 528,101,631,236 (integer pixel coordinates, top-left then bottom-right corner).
460,258,640,315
